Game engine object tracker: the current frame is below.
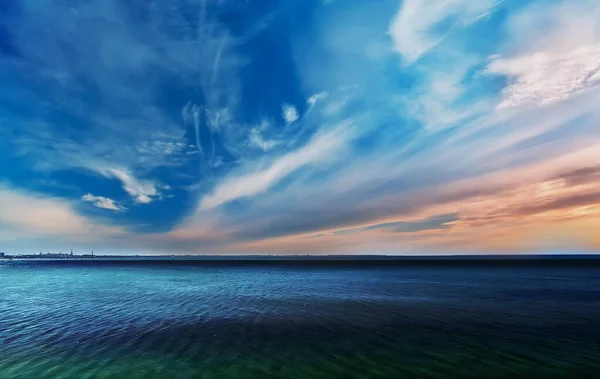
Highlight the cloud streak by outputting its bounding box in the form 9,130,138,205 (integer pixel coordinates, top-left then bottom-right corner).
96,168,161,204
389,0,502,62
200,123,351,209
82,194,125,211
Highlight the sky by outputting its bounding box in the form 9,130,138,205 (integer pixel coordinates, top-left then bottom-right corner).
1,0,600,255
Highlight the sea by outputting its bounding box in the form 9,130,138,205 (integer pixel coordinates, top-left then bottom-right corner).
1,259,600,378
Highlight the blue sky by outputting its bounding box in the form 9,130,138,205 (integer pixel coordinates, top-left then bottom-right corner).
1,0,600,255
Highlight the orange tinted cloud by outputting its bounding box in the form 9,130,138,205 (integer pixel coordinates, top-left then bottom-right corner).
227,151,600,254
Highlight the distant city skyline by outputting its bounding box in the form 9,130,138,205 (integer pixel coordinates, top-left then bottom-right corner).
1,0,600,255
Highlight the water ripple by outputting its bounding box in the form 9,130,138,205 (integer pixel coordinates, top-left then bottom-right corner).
1,263,600,378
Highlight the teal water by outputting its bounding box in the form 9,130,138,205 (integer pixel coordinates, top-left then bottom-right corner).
1,261,600,378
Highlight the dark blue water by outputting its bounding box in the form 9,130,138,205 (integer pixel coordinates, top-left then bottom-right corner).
1,260,600,378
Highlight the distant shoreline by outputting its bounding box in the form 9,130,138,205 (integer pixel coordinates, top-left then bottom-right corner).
2,254,600,267
3,254,600,260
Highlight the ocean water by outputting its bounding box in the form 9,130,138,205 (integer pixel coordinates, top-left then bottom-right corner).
1,261,600,378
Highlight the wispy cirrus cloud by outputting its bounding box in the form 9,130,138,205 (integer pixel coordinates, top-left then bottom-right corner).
177,0,600,254
487,0,600,109
221,145,600,255
82,193,125,211
389,0,503,63
248,125,279,151
334,213,459,236
200,122,352,209
0,0,247,198
109,169,160,205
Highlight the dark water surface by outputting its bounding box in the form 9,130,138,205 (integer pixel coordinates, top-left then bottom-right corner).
1,260,600,378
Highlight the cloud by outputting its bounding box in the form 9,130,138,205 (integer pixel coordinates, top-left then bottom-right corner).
488,0,600,109
386,1,502,132
97,168,160,204
223,145,600,254
389,0,502,62
206,84,600,246
555,165,600,186
3,0,600,255
307,92,329,109
489,45,600,108
0,0,248,204
135,141,188,158
249,127,278,151
176,0,600,253
406,56,493,132
205,108,232,133
82,194,125,211
200,123,351,209
182,102,205,168
281,103,299,124
335,213,459,235
0,185,121,239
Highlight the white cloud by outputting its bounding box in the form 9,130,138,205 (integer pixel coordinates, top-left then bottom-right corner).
307,92,329,108
407,57,493,132
0,185,121,238
386,0,503,132
200,123,351,209
281,103,299,124
82,193,125,211
211,156,224,168
249,127,278,151
97,168,160,204
182,102,204,161
488,0,600,109
136,195,152,204
205,108,232,133
389,0,502,62
135,141,188,157
489,44,600,109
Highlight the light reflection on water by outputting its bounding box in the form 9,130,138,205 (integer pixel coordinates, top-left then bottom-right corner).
1,261,600,378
